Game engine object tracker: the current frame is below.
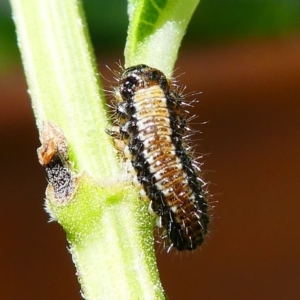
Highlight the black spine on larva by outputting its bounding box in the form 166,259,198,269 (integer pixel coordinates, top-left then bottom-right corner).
116,64,209,251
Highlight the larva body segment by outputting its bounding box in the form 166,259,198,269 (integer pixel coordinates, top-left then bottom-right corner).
114,64,209,251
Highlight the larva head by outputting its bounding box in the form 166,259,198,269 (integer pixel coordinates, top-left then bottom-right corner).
119,64,170,100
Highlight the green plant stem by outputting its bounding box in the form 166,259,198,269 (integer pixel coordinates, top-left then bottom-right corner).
10,0,201,298
10,0,114,178
10,0,164,299
49,175,163,300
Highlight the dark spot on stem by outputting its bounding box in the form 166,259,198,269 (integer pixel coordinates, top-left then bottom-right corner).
37,121,76,203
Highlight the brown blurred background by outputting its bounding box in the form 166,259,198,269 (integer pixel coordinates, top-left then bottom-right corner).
1,1,300,299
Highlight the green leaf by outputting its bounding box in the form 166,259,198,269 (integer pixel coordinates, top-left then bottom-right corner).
125,0,200,75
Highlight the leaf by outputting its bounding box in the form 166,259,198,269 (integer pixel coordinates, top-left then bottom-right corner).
125,0,200,75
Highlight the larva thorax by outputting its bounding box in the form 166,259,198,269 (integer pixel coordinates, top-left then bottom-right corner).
114,64,209,251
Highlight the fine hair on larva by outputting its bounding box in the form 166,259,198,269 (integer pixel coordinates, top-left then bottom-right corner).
110,64,209,251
